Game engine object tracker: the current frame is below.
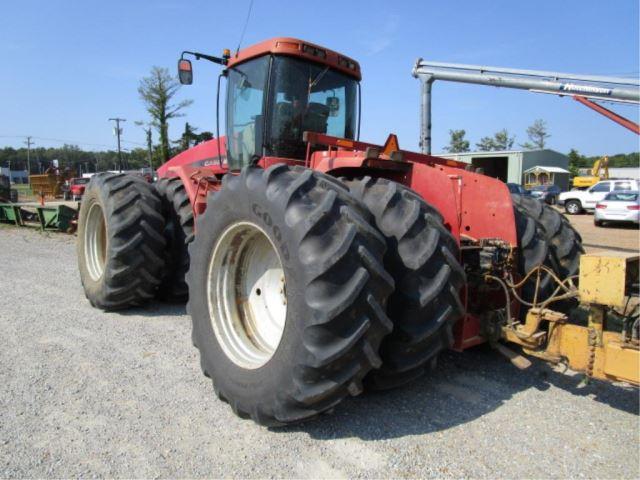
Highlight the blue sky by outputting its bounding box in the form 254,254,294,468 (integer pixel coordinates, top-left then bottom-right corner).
0,0,638,156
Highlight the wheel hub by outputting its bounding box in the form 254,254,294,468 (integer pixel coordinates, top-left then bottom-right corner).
84,202,107,281
207,221,287,369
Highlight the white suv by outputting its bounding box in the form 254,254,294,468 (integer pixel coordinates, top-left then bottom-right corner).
558,179,639,214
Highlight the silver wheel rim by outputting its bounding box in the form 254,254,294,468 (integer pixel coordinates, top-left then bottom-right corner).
207,221,287,369
568,203,578,213
84,202,107,281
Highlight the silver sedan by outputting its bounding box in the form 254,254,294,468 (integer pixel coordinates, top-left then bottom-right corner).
594,190,640,227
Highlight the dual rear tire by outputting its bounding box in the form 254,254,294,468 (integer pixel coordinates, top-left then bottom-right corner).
343,177,465,389
155,177,194,300
187,165,396,425
187,167,465,424
511,194,584,306
77,173,165,310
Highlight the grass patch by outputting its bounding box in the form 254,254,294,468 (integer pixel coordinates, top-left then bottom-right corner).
11,184,35,201
13,184,32,194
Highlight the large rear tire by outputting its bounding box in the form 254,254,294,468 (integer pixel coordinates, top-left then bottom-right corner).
512,195,583,310
155,177,194,300
77,173,166,310
512,195,583,281
187,165,394,426
343,177,466,390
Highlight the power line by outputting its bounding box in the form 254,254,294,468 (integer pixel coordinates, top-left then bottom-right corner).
121,139,147,147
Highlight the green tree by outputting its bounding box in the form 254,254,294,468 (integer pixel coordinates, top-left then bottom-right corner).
567,148,585,177
0,144,153,175
493,129,515,150
476,129,515,151
138,66,193,164
172,124,214,155
521,119,550,150
443,129,470,153
173,122,200,154
196,131,214,143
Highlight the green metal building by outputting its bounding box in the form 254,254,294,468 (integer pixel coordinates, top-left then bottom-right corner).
438,149,570,190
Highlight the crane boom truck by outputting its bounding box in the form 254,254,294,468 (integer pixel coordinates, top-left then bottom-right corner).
76,38,638,426
572,156,610,189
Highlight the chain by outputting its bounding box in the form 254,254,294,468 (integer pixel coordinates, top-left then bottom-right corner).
586,327,598,378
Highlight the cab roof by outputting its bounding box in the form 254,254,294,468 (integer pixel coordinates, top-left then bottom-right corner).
226,37,362,81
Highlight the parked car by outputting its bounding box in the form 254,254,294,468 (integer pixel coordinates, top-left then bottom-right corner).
530,184,562,205
594,191,640,227
507,183,531,195
558,179,639,214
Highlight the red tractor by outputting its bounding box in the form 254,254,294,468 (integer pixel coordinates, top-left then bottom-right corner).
68,177,90,200
76,38,583,426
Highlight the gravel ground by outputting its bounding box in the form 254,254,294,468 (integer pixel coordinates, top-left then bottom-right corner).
552,207,639,253
0,226,638,479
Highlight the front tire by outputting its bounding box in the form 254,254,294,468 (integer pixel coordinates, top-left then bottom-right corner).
565,200,582,215
77,173,166,310
187,165,394,426
343,177,465,390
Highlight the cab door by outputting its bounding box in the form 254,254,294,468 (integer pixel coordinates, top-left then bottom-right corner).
584,181,611,208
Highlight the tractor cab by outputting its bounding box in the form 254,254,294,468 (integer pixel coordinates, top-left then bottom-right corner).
178,38,361,170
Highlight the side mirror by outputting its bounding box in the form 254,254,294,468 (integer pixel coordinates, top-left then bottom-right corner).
178,59,193,85
326,96,340,117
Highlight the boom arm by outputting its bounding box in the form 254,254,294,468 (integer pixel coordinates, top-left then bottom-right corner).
413,59,640,154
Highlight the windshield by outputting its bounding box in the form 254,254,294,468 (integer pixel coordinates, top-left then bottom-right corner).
267,56,358,159
532,185,547,191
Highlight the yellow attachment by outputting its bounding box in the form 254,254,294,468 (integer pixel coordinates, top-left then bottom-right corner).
579,251,639,308
540,323,638,385
502,309,639,385
603,340,639,385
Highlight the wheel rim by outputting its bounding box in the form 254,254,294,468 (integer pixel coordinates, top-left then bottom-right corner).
567,203,578,213
207,221,287,369
84,202,107,281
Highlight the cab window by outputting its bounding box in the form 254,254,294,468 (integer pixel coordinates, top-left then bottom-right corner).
590,182,610,193
267,56,358,160
614,181,632,191
226,56,269,170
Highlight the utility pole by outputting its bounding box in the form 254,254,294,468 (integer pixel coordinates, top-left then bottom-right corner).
108,117,126,172
135,120,155,177
24,136,34,179
146,128,153,173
